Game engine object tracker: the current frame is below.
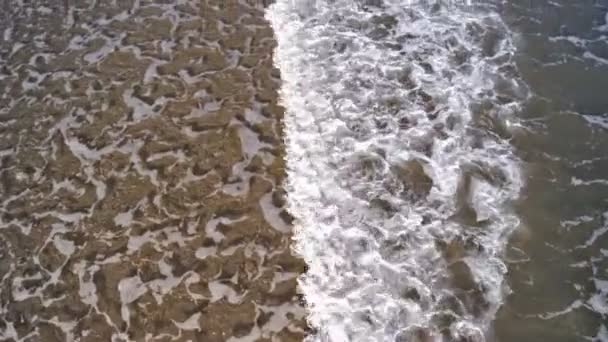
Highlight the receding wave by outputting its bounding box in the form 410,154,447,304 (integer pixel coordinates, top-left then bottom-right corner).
267,0,529,340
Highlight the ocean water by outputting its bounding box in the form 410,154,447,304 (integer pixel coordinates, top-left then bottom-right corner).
267,0,608,341
495,1,608,341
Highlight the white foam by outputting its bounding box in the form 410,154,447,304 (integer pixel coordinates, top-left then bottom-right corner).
582,114,608,130
74,261,99,306
537,300,583,320
208,281,245,304
143,59,163,83
173,313,202,331
594,12,608,32
195,246,217,259
118,275,147,304
549,35,588,48
84,35,124,64
127,231,153,252
588,291,608,315
53,235,76,256
267,0,526,340
146,258,186,304
118,275,147,325
595,325,608,342
259,192,290,233
10,42,24,56
571,177,608,187
205,216,247,243
122,88,162,121
583,51,608,65
114,210,134,227
40,317,77,342
3,27,12,41
579,212,608,248
235,123,272,160
244,102,268,125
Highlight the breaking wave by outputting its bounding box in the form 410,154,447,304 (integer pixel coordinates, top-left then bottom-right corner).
267,0,530,341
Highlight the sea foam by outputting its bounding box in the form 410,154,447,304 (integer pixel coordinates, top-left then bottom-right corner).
267,0,529,340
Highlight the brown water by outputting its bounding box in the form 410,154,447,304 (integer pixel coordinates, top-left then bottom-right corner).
495,1,608,341
0,1,306,341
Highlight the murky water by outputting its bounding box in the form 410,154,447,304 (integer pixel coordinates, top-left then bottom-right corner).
495,1,608,341
0,1,306,341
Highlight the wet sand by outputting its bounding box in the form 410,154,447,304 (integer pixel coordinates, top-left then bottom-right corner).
0,0,306,341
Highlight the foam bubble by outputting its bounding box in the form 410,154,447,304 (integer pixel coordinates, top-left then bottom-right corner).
583,114,608,130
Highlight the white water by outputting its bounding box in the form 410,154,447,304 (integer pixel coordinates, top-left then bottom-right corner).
267,0,528,341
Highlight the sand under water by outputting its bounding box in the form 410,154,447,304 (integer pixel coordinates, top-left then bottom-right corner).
0,1,307,341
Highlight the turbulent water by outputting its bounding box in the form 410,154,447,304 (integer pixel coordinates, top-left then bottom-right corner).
268,0,608,341
268,0,528,340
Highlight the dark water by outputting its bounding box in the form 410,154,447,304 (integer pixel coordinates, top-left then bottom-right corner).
495,1,608,341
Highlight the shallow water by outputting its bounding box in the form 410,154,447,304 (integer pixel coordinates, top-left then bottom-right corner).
0,1,306,341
